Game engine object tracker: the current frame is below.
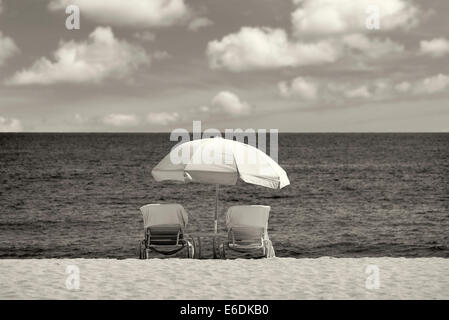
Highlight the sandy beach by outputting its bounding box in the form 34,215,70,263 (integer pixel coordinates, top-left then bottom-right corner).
0,257,447,299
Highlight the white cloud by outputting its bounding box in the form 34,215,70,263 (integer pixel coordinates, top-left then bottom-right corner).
133,31,156,42
206,0,414,72
279,77,384,103
279,77,318,100
206,12,406,72
419,38,449,58
0,31,19,66
48,0,191,28
414,74,449,94
103,114,139,127
210,91,251,116
393,75,449,95
344,85,371,98
280,74,449,106
199,105,209,113
188,17,214,31
392,75,449,96
342,33,404,58
6,27,150,85
395,81,411,92
389,75,449,96
147,112,179,125
74,114,88,123
291,0,419,36
0,117,23,132
207,27,339,72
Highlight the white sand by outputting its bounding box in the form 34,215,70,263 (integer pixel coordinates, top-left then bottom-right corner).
0,258,448,299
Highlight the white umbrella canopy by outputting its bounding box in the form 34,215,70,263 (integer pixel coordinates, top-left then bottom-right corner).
151,136,290,233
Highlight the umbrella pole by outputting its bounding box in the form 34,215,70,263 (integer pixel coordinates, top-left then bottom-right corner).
214,184,219,234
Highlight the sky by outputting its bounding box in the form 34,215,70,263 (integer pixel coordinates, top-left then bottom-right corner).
0,0,448,132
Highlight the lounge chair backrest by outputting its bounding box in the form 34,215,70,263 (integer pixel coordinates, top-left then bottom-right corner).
225,205,270,239
147,224,183,246
140,204,188,230
229,226,264,245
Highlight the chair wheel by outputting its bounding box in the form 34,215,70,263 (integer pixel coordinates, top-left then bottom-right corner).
186,240,195,259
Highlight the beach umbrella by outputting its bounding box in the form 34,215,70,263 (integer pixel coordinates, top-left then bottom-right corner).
151,136,290,234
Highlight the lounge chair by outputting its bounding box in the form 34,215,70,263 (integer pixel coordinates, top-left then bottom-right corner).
218,205,275,259
139,203,195,259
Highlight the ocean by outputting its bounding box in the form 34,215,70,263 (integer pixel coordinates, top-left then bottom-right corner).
0,133,448,258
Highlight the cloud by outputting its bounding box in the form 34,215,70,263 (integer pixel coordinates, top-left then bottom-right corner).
280,73,449,105
0,0,2,14
188,17,214,31
206,0,414,72
342,33,404,58
384,73,449,95
414,74,449,94
393,74,449,95
48,0,192,28
281,77,402,103
133,31,156,42
6,27,150,85
146,112,180,125
395,75,449,95
419,38,449,58
210,91,251,116
279,77,376,103
291,0,419,36
0,31,19,66
207,30,404,72
0,117,23,132
207,27,339,72
103,114,139,127
344,85,371,98
74,114,90,124
392,75,449,95
395,81,411,93
279,77,318,100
